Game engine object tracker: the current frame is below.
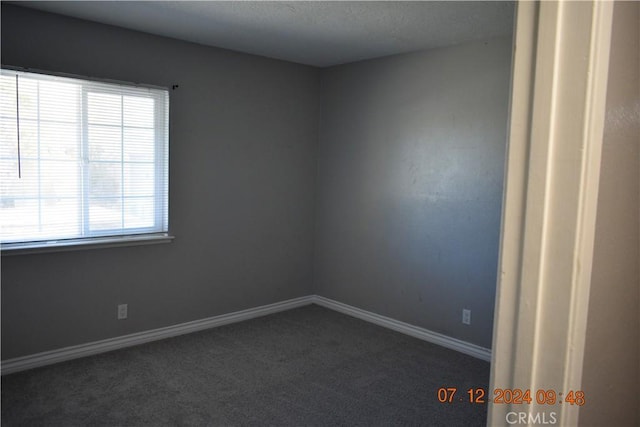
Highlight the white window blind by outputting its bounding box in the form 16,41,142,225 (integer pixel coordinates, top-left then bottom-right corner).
0,69,169,249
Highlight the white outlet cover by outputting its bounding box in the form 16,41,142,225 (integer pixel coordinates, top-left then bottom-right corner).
462,309,471,325
117,304,128,319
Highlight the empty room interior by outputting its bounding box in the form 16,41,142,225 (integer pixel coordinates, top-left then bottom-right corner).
1,1,638,426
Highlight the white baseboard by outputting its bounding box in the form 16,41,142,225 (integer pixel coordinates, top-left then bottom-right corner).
312,296,492,362
1,294,491,375
1,296,314,375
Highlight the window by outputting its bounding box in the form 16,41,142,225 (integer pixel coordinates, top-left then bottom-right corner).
0,69,169,251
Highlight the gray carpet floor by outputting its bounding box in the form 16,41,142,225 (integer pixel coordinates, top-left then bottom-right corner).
1,304,490,426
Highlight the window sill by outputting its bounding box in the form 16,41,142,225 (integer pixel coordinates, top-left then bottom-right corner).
1,234,174,256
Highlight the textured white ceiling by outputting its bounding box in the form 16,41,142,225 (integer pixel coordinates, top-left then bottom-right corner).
14,1,515,67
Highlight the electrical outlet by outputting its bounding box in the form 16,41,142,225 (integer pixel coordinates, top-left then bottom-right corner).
117,304,128,320
462,309,471,325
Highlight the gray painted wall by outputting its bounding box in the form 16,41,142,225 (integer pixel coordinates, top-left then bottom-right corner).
580,2,639,425
314,39,512,348
1,5,513,361
1,5,319,359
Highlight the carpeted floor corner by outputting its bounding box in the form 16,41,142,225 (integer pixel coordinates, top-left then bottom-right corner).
1,304,490,426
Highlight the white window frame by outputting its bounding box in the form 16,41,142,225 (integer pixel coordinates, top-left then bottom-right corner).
0,67,172,255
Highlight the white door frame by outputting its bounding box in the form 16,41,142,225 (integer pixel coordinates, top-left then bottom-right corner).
488,1,614,426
